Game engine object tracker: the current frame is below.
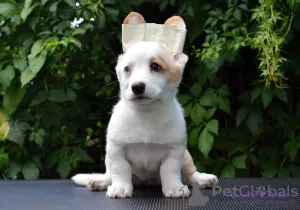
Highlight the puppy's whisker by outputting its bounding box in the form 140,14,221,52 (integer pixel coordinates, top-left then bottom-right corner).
106,95,119,100
101,81,118,89
110,57,118,65
105,69,117,75
180,82,190,88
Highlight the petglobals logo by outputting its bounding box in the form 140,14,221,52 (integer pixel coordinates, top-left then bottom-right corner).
213,185,298,198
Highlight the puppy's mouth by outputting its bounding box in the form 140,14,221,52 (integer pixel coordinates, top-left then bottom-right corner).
132,96,151,101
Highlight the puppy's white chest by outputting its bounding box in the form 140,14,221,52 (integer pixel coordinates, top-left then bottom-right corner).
107,100,186,144
125,143,168,181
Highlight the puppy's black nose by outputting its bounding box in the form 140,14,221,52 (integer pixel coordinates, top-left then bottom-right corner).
132,82,145,94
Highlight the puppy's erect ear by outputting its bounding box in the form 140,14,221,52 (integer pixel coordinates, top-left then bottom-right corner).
164,16,186,29
123,12,146,24
164,16,188,70
173,53,188,71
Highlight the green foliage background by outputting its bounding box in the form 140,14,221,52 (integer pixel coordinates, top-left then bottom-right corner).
1,0,300,179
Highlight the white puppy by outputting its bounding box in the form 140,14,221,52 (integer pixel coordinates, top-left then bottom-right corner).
72,12,218,198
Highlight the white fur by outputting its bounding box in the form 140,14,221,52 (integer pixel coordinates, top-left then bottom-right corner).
72,41,217,198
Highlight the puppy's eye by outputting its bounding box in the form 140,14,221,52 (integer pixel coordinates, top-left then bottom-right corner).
124,66,130,72
150,62,161,72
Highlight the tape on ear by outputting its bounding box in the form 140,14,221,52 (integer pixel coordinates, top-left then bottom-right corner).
122,23,186,54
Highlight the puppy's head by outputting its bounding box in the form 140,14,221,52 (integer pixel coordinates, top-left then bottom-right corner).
116,12,188,105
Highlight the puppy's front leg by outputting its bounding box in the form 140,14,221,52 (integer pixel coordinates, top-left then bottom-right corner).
160,145,190,197
106,141,133,198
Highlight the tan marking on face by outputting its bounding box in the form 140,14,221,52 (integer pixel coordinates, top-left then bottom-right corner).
123,12,146,24
154,56,182,83
152,58,165,72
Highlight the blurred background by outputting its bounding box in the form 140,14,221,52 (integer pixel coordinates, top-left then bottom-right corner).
0,0,300,180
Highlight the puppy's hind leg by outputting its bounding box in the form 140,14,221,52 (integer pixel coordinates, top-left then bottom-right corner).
181,149,218,188
71,154,112,191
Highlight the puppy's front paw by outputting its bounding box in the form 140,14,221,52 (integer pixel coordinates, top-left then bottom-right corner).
163,185,190,198
106,185,133,198
190,172,218,188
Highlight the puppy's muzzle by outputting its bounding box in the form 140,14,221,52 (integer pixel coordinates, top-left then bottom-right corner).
132,82,145,95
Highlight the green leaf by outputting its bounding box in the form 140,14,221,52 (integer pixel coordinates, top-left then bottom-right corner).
41,0,49,6
5,161,21,178
7,121,29,148
71,147,95,163
288,164,300,177
0,111,9,141
0,65,15,89
72,28,86,36
44,150,59,169
296,135,300,149
65,0,76,8
30,90,48,106
188,128,199,147
206,119,219,135
191,104,206,125
198,128,214,157
24,0,34,8
159,0,168,12
233,8,242,21
261,165,277,178
170,0,175,6
50,1,60,13
184,103,193,117
22,161,39,180
246,109,262,134
105,7,119,21
238,3,248,11
30,40,45,57
218,97,230,113
103,0,117,5
68,37,82,49
0,152,8,170
284,141,297,162
96,11,106,28
274,88,288,103
67,88,76,101
125,0,145,6
21,50,47,87
20,68,34,87
199,95,212,107
48,88,69,102
13,57,27,72
178,95,192,105
3,85,26,115
220,164,235,178
35,128,46,147
185,1,206,42
278,167,291,177
231,154,247,169
204,108,216,120
251,85,263,102
28,14,39,30
28,50,47,74
57,157,71,178
0,2,17,18
261,90,273,109
218,84,229,96
21,3,38,22
191,83,202,97
236,106,249,127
